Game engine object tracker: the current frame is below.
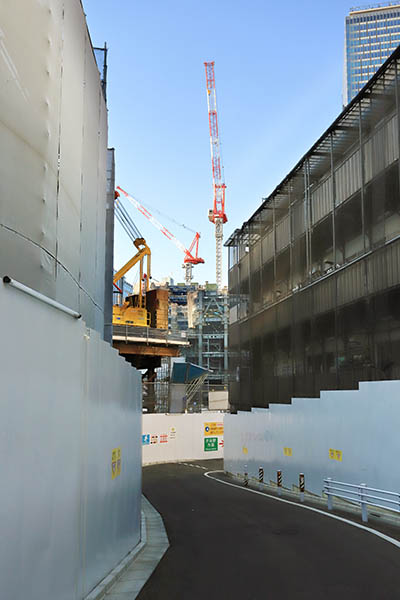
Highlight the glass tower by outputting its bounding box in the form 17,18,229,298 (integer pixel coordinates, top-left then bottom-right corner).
344,3,400,105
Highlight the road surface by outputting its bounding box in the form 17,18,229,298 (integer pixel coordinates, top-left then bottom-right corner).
138,460,400,599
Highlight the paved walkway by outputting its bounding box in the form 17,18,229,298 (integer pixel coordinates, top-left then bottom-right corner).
138,459,400,599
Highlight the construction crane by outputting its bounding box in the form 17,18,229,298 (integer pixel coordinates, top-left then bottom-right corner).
113,191,151,326
116,186,204,285
204,61,227,291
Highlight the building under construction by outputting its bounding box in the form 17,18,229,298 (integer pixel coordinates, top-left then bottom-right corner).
226,45,400,413
169,282,229,399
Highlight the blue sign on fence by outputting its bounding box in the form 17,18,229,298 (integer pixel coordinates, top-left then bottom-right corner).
142,434,150,446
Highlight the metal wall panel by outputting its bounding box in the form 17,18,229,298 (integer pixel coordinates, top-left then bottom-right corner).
261,230,274,262
311,176,332,225
276,214,290,252
291,200,305,239
142,413,224,464
225,380,400,497
337,260,365,306
0,277,142,600
335,150,361,206
0,0,107,335
364,114,399,184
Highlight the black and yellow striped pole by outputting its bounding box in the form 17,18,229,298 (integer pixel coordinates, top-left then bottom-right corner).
277,469,282,496
244,464,248,487
299,473,305,502
258,467,264,484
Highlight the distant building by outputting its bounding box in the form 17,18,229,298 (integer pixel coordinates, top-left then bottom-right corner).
344,3,400,105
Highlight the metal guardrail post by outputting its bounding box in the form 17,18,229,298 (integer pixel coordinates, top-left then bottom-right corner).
326,477,333,510
359,483,368,523
244,465,248,487
299,473,305,503
277,470,282,497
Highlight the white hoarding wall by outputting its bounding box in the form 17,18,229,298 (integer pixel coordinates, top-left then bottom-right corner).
0,0,107,334
224,382,400,496
0,282,142,600
142,413,225,464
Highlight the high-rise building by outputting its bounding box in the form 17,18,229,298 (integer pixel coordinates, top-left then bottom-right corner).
344,3,400,105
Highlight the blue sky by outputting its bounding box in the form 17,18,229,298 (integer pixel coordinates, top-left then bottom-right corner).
83,0,354,287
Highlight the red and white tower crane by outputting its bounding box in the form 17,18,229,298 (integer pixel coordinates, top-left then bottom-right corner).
204,61,227,291
116,186,204,285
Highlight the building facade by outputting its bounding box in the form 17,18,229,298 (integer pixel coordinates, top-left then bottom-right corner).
227,47,400,412
344,3,400,105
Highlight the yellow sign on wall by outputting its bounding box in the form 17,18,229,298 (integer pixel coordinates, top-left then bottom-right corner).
329,448,343,462
112,447,122,479
283,447,293,456
204,422,224,436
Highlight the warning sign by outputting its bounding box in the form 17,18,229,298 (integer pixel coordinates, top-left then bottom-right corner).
204,437,218,452
283,447,293,457
151,435,158,444
160,433,168,444
204,422,224,436
142,434,150,446
111,447,121,479
169,427,177,440
329,448,343,462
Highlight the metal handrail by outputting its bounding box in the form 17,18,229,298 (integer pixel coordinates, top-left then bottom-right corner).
110,324,189,345
323,477,400,523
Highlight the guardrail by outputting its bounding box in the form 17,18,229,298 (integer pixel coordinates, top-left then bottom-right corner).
110,324,189,345
324,478,400,523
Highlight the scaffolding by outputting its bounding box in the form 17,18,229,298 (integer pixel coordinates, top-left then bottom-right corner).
168,283,229,407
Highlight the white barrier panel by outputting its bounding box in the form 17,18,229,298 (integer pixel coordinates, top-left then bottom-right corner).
224,383,400,496
142,413,225,464
0,0,107,334
0,281,142,600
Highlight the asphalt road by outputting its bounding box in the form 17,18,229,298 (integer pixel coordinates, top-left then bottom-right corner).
138,460,400,599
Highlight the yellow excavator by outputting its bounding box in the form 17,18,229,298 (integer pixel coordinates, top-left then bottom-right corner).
113,191,151,327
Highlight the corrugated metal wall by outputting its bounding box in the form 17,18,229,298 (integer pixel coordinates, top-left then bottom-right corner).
0,278,142,600
0,0,108,335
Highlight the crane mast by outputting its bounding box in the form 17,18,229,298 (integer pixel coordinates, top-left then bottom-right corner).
204,61,227,291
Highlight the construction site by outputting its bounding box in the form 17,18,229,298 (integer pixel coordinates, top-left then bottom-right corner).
105,62,229,413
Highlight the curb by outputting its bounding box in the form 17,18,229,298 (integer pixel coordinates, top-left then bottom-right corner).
84,510,147,600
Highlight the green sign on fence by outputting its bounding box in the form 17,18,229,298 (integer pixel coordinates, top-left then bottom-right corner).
204,437,218,452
